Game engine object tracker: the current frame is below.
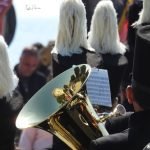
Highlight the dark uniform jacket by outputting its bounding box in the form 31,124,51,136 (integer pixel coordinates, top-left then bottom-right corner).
105,112,133,134
52,48,128,101
100,54,128,101
89,110,150,150
52,47,103,77
0,96,16,150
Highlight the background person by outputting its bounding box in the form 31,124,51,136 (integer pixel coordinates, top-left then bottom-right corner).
14,46,46,105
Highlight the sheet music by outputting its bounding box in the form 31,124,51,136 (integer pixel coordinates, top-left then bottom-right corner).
86,68,112,107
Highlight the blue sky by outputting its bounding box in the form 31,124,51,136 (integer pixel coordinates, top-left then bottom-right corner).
8,0,62,68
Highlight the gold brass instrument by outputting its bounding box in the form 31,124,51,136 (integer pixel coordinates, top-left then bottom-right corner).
16,64,126,150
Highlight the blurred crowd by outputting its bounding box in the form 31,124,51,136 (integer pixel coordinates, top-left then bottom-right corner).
1,0,150,150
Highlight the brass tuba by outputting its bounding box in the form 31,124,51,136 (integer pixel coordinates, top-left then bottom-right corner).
16,64,125,150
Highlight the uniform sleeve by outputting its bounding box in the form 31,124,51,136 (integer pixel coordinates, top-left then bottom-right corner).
88,132,129,150
105,112,133,134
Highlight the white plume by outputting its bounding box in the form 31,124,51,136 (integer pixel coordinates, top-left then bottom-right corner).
88,0,126,55
51,0,94,56
0,36,18,97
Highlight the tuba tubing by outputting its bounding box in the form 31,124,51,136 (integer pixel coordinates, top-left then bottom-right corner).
85,95,109,136
16,64,126,150
96,104,126,123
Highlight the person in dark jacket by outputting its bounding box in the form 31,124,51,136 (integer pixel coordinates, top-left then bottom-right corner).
89,24,150,150
51,0,102,78
13,46,47,147
125,0,143,85
0,36,18,150
127,0,143,54
51,0,103,149
88,0,128,104
14,47,46,105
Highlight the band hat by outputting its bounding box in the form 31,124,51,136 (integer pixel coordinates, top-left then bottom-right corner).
132,25,150,94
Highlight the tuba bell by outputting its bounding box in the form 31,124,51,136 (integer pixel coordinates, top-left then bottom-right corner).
16,64,126,150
